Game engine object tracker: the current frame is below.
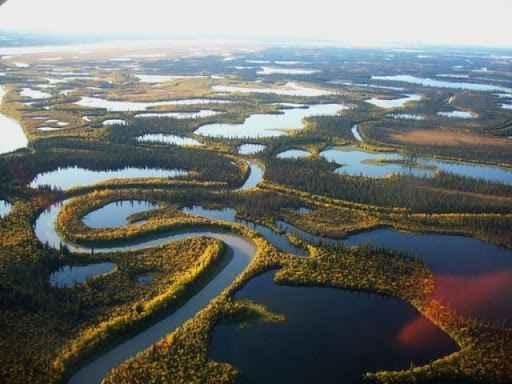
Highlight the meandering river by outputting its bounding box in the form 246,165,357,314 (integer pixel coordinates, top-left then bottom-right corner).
31,160,504,383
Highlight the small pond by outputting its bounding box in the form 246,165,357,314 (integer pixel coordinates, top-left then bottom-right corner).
20,88,51,99
38,127,67,132
50,263,115,288
277,149,311,159
238,144,267,155
102,119,126,126
136,273,155,285
0,200,12,218
135,110,220,119
389,113,426,120
135,74,206,83
30,166,187,190
82,200,159,229
437,111,476,119
257,66,320,75
137,134,203,146
366,94,422,109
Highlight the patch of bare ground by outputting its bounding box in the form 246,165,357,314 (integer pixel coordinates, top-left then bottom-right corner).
387,128,510,148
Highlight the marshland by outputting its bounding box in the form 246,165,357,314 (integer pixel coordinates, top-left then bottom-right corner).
0,17,511,384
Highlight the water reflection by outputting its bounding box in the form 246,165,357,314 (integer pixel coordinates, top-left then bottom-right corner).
351,124,364,142
30,166,187,190
373,75,512,93
366,94,422,109
238,144,267,155
82,200,159,229
20,88,51,99
0,200,12,218
344,228,512,322
136,134,203,146
321,146,432,178
195,104,347,139
277,149,311,159
437,111,476,119
276,220,512,322
257,66,320,75
135,74,206,83
320,146,512,184
238,162,265,191
0,86,28,154
213,81,334,97
50,263,115,288
136,273,155,285
102,119,126,126
75,96,231,112
209,272,458,384
389,113,426,120
434,272,512,322
135,110,220,119
181,206,306,256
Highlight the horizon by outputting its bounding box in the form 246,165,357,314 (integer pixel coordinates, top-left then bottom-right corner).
0,0,511,48
1,1,512,383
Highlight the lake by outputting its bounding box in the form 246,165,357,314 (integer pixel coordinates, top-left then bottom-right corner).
320,146,512,184
372,75,512,93
213,81,335,97
0,86,28,154
30,166,187,190
209,272,458,384
75,97,232,112
344,228,512,322
195,104,347,139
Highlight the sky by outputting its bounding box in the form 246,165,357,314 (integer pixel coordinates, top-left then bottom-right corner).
0,0,511,47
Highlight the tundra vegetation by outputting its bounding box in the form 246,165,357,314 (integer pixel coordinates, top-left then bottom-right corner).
0,44,511,384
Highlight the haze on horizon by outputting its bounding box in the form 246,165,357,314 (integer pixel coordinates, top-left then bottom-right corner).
0,0,511,47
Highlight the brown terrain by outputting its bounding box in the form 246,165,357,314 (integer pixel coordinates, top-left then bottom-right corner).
388,128,511,148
